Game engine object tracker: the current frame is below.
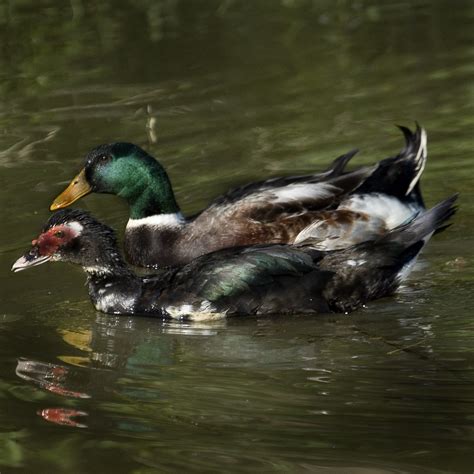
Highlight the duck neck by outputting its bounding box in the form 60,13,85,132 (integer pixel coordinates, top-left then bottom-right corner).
82,251,143,314
117,162,181,220
82,247,136,281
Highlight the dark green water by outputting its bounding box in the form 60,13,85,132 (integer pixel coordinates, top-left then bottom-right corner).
1,1,473,472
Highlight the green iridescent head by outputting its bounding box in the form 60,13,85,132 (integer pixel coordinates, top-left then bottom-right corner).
51,143,180,219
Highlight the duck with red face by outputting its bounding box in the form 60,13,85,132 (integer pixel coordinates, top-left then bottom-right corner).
14,221,84,269
12,195,457,320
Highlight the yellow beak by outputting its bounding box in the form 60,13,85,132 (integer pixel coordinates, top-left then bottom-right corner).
50,169,92,210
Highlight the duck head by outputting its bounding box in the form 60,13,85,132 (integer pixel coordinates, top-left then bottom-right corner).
12,209,120,273
50,143,180,219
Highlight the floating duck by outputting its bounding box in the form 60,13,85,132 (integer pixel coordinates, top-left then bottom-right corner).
12,196,456,320
50,126,426,268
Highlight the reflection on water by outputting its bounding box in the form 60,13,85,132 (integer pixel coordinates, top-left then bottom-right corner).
16,359,91,399
0,0,473,472
38,408,88,429
4,282,474,471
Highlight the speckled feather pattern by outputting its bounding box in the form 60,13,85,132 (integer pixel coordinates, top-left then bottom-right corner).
15,195,457,319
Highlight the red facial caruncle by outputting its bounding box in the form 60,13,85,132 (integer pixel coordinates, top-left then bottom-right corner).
12,220,84,273
33,224,81,256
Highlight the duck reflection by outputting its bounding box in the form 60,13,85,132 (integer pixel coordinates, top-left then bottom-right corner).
38,408,88,428
88,314,226,371
16,358,91,428
16,314,226,393
15,359,91,399
15,313,227,429
15,309,445,437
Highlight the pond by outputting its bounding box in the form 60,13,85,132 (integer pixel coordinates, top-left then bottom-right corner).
0,1,473,472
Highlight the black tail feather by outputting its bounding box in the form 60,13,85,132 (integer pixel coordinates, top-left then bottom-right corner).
383,194,458,247
353,124,427,206
396,122,422,157
326,149,359,177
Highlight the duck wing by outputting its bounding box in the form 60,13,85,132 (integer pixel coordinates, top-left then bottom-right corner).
161,245,334,315
208,149,359,209
193,166,373,225
176,166,373,253
293,209,387,249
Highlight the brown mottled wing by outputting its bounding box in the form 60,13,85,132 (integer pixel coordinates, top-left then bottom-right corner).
186,167,375,247
208,149,360,208
204,166,373,219
293,210,388,250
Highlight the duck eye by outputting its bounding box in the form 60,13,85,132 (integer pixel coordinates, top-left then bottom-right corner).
54,231,65,238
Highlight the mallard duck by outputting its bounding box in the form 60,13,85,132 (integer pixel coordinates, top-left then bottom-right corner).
50,126,426,268
12,197,456,319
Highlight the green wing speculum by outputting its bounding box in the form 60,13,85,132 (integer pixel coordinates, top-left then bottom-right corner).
187,246,322,302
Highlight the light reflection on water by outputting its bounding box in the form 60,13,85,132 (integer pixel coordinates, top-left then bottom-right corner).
0,0,473,472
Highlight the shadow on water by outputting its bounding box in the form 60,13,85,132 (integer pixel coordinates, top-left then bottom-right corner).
0,0,473,472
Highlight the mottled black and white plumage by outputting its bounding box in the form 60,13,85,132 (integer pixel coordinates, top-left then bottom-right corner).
12,195,457,319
